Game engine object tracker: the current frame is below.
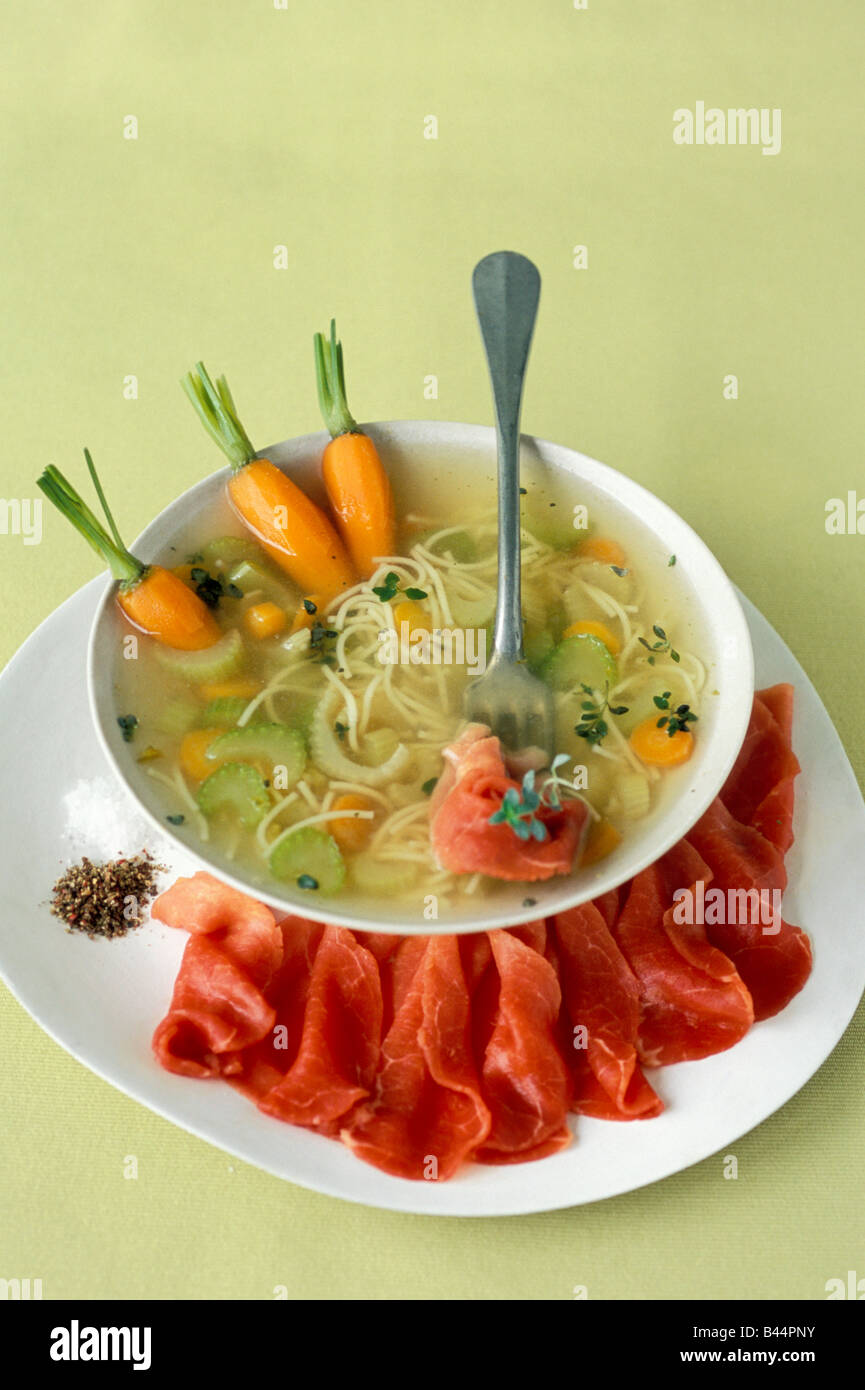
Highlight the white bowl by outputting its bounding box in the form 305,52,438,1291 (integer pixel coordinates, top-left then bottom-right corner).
87,420,754,933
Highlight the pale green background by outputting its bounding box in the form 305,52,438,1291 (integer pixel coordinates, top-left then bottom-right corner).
1,0,863,1300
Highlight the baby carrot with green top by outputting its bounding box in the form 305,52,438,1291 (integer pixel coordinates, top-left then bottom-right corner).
314,320,396,577
182,364,356,604
38,451,221,650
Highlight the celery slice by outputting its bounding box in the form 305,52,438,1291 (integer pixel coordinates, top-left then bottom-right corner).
350,856,415,896
196,762,270,827
155,628,243,682
227,559,299,608
540,633,618,694
269,826,345,895
200,697,249,727
205,723,306,783
199,535,264,567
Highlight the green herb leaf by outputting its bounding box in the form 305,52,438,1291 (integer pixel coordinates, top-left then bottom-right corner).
661,704,698,737
641,625,680,665
573,684,627,747
310,621,338,649
117,714,138,742
487,771,550,842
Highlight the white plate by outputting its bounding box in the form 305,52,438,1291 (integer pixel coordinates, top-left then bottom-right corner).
0,579,863,1216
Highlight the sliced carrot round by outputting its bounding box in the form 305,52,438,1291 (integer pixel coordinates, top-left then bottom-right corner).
629,717,694,766
327,793,376,851
580,816,622,866
579,536,627,568
393,599,432,633
179,728,226,782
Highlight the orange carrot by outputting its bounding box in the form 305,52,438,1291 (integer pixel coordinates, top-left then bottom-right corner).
182,364,357,604
327,793,376,851
579,536,627,568
314,320,396,576
119,565,221,650
243,600,286,640
580,816,622,866
179,728,225,782
289,594,322,634
629,716,694,766
199,677,262,700
37,453,221,651
393,599,432,633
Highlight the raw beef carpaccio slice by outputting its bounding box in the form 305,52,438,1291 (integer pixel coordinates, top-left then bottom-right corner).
225,916,323,1104
554,904,663,1120
473,930,572,1163
611,840,754,1065
719,684,800,853
151,873,284,1078
687,799,812,1020
430,724,588,880
258,927,383,1133
341,935,491,1180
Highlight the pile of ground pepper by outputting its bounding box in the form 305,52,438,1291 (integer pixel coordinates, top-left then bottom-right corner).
49,851,165,939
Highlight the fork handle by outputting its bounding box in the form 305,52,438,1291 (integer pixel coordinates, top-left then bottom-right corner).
472,251,541,661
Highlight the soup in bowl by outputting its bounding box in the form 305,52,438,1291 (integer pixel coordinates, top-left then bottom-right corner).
87,420,754,932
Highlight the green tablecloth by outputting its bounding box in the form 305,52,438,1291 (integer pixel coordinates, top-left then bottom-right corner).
2,0,863,1299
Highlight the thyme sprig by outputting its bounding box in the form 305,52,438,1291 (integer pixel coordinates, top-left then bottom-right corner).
575,683,629,746
372,570,428,603
187,565,242,608
639,624,680,666
653,690,699,737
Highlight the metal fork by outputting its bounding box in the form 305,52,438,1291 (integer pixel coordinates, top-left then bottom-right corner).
464,251,555,755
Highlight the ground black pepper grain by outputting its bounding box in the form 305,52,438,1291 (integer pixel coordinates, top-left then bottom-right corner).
49,851,165,939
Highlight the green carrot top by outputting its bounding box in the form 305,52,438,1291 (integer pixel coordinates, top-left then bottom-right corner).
314,319,359,439
37,450,144,587
182,362,257,472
